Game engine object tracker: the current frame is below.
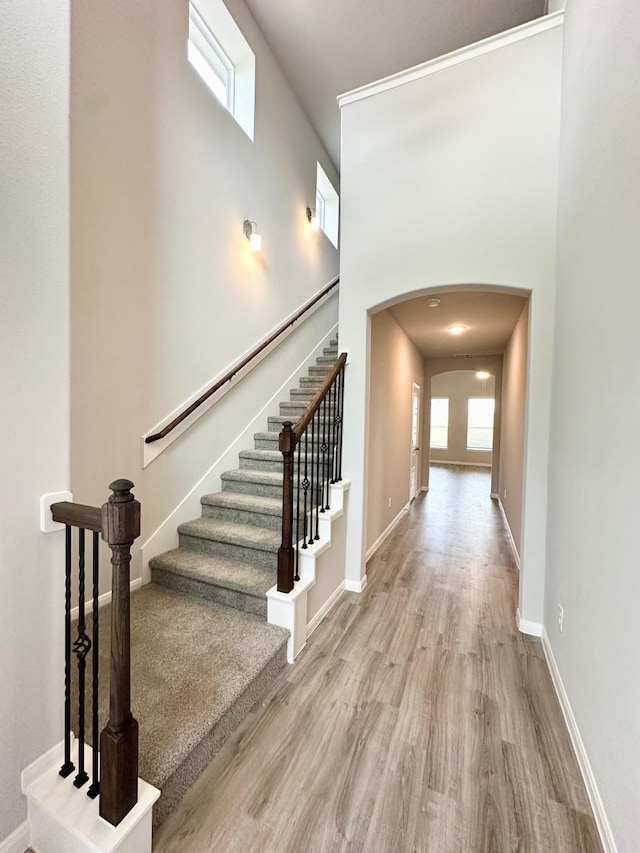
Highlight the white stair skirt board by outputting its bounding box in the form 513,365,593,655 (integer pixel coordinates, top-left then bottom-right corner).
515,608,542,638
496,497,520,570
541,629,619,853
267,481,350,662
23,739,159,853
0,822,30,853
365,502,410,562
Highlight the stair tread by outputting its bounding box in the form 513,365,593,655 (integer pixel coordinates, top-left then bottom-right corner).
201,490,282,515
179,516,281,552
222,467,283,485
82,584,288,792
150,548,275,597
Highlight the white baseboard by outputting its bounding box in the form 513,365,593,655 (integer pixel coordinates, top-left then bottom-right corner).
515,608,542,637
418,486,429,495
430,459,492,468
345,575,367,593
0,822,30,853
307,581,345,636
496,497,520,570
71,578,142,622
541,628,618,853
365,503,410,561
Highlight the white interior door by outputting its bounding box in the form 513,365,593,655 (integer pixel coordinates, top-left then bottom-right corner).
410,382,421,501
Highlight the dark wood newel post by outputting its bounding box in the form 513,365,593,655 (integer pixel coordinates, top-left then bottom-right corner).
99,479,140,826
277,422,296,593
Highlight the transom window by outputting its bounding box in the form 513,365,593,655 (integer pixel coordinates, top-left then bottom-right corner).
189,4,234,111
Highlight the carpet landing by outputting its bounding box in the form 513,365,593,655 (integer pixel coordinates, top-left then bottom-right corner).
77,584,289,825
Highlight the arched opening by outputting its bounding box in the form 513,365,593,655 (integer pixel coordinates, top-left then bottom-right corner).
363,284,529,588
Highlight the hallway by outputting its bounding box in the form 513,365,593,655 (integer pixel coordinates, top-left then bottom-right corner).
154,465,601,852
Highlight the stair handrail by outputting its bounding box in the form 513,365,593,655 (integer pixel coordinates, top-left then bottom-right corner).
145,276,340,444
277,351,346,593
51,479,140,827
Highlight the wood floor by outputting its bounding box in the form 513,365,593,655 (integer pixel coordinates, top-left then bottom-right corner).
153,465,602,853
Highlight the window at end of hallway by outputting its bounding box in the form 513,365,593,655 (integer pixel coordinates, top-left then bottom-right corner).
467,397,495,451
316,163,339,248
188,0,255,140
430,397,449,449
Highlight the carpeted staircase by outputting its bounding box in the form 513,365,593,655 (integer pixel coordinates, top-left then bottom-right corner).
81,335,340,826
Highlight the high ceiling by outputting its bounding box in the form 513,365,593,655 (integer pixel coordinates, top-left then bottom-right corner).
388,291,527,358
244,0,547,167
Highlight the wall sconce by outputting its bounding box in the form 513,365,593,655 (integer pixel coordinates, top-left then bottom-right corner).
306,207,320,232
243,220,262,252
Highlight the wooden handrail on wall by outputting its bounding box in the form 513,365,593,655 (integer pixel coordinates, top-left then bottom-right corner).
145,276,340,444
51,479,140,827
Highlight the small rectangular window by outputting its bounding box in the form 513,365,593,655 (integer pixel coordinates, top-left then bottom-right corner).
316,163,339,248
467,398,495,450
189,5,234,110
430,398,449,449
187,0,255,140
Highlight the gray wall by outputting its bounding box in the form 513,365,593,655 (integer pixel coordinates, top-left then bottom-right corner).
499,302,529,556
0,0,70,840
367,310,424,552
430,370,496,467
545,2,640,850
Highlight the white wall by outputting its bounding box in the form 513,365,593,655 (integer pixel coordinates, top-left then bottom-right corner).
339,18,562,619
499,302,529,555
367,310,424,552
545,2,640,850
70,0,340,583
0,0,70,841
430,371,495,467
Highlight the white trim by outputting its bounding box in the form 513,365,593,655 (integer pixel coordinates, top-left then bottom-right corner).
142,280,339,466
418,486,429,494
541,628,619,853
430,459,491,468
338,12,564,108
365,503,410,561
515,607,542,637
496,496,520,570
345,575,367,594
307,581,346,636
0,823,30,853
22,736,73,794
71,578,142,622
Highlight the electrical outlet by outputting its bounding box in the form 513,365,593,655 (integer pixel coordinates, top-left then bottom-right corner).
388,497,392,508
558,604,564,633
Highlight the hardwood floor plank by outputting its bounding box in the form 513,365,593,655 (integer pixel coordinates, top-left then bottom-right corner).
154,465,602,852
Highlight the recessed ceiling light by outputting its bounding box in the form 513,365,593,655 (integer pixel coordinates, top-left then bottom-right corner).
476,371,490,379
426,298,440,308
448,324,466,335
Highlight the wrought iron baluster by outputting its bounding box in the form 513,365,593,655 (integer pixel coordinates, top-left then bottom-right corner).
302,428,309,549
74,528,90,788
310,412,317,541
88,531,100,798
314,410,321,540
320,393,328,512
60,524,75,779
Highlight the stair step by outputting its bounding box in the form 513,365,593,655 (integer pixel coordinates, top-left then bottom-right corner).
150,548,274,615
299,376,324,388
222,467,284,499
200,491,282,530
268,415,337,435
279,401,335,417
315,355,337,366
74,585,288,827
323,346,338,357
308,365,332,376
178,517,280,571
